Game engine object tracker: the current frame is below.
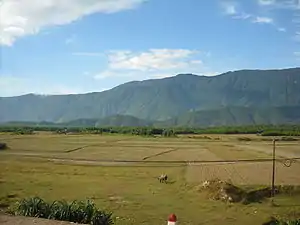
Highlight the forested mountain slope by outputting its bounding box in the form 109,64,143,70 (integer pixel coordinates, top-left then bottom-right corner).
0,68,299,123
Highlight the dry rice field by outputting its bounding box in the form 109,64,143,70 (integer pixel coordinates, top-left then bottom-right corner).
0,132,300,225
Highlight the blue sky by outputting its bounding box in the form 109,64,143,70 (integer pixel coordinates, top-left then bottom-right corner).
0,0,299,96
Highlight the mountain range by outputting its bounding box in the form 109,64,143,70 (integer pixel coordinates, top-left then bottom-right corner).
1,67,300,127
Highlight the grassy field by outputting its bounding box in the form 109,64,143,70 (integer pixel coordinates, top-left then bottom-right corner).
0,132,300,225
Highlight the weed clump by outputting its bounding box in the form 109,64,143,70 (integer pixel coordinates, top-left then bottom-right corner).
199,179,245,203
262,217,300,225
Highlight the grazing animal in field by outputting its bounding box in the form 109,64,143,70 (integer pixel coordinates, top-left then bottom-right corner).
158,174,168,183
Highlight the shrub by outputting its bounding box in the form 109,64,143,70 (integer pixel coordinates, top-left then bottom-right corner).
48,200,97,223
92,210,114,225
15,197,49,218
13,128,34,135
262,218,300,225
275,219,300,225
14,197,114,225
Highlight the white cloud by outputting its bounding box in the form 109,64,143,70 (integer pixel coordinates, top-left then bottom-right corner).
225,5,237,15
190,60,203,65
221,1,252,20
221,2,237,15
221,2,287,31
257,0,300,37
232,12,252,20
277,27,287,32
202,71,221,76
94,69,219,80
258,0,276,5
0,0,145,46
93,49,213,80
252,16,274,24
106,49,200,72
150,73,176,79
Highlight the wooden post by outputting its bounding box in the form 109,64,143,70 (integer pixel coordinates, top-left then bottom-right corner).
271,139,276,199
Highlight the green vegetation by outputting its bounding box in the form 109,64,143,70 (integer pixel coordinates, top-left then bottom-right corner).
1,105,300,128
13,197,113,225
278,220,300,225
266,218,300,225
13,128,34,135
0,124,299,136
1,106,300,128
162,106,300,127
162,129,176,137
1,68,300,123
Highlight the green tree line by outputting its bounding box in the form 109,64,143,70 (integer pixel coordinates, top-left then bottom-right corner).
0,125,299,136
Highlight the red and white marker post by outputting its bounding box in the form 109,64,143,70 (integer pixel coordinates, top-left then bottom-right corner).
167,214,177,225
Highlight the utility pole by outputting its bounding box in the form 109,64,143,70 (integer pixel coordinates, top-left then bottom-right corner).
271,139,276,201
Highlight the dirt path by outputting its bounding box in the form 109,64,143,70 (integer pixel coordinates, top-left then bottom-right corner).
0,214,83,225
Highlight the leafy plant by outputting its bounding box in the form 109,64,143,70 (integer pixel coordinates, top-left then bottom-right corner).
91,210,114,225
262,217,300,225
15,197,48,218
277,219,300,225
69,200,96,224
48,200,72,221
13,197,114,225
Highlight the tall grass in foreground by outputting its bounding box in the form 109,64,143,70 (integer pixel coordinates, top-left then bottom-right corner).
275,220,300,225
263,217,300,225
13,197,113,225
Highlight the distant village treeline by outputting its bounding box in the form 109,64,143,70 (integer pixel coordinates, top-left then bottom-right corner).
0,125,299,137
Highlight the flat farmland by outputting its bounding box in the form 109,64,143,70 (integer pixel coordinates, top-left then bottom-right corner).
0,133,300,225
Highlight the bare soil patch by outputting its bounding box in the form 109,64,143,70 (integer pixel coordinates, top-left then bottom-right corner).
0,214,83,225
